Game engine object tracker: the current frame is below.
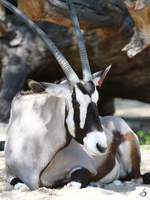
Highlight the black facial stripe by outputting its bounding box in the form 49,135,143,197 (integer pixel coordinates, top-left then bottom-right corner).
72,88,80,127
64,106,72,147
83,102,103,133
77,81,95,96
72,88,103,144
72,88,85,144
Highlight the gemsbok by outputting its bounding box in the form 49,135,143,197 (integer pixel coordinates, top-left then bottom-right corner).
0,0,111,190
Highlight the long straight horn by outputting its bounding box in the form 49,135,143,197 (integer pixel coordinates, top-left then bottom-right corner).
67,0,92,81
0,0,79,84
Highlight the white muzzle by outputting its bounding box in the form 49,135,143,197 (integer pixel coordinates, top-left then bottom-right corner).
83,131,108,156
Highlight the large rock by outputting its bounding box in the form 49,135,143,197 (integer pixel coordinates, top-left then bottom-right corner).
17,0,150,104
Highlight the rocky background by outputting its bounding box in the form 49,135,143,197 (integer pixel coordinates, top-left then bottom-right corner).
0,0,150,121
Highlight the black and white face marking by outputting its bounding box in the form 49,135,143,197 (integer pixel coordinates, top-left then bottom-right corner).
66,80,108,155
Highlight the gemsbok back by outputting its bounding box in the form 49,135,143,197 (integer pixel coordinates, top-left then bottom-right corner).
0,0,111,190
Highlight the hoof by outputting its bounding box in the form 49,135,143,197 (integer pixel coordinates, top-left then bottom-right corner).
113,180,123,186
14,183,30,191
143,172,150,184
66,181,81,189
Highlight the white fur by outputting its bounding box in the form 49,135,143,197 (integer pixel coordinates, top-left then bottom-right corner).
79,105,88,129
91,90,99,103
83,131,107,155
75,86,91,129
14,183,30,191
66,181,82,188
118,141,132,177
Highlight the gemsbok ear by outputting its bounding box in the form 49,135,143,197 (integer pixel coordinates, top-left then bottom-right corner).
27,79,45,93
92,65,111,87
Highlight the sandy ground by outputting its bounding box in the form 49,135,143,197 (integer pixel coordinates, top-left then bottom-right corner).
0,99,150,199
0,145,150,200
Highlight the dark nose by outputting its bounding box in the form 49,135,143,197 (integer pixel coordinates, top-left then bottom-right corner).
96,143,107,153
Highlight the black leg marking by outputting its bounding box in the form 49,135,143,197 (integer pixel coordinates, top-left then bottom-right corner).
143,172,150,184
70,168,93,188
10,178,23,186
0,141,5,151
